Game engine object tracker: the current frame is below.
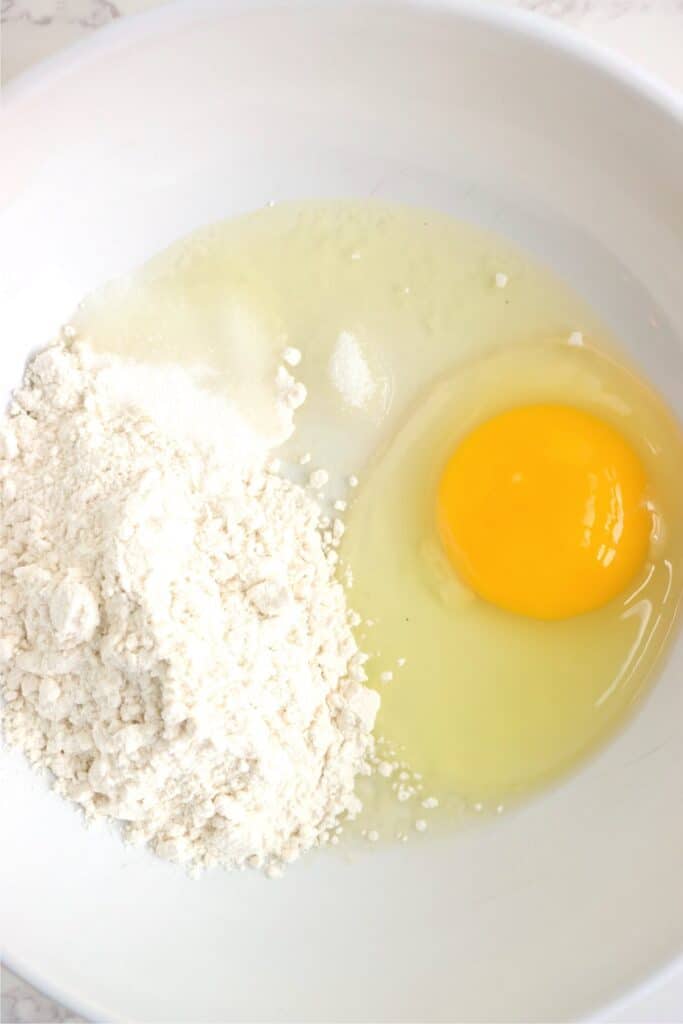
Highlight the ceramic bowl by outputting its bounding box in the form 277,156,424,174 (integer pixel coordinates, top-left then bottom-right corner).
1,2,682,1020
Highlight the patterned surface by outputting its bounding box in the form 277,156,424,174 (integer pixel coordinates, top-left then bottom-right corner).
2,0,120,28
1,968,84,1023
1,0,681,1020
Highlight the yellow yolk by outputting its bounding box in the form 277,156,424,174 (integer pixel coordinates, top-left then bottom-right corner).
437,404,651,620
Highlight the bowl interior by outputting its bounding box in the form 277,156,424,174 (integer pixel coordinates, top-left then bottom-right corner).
1,2,683,1021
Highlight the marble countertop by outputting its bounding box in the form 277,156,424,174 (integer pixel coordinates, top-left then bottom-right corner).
1,1,682,1021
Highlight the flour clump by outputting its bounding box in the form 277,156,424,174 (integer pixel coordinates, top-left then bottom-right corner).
0,339,378,874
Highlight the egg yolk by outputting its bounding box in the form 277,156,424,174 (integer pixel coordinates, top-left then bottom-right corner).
437,404,651,620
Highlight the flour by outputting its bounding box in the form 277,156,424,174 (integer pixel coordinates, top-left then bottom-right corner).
0,339,379,875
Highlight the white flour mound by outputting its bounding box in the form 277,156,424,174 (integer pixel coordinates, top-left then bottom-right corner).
0,340,378,875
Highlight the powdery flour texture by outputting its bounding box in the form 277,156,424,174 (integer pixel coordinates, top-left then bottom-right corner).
0,340,378,875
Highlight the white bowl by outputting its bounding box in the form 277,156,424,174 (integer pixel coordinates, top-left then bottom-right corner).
1,2,682,1020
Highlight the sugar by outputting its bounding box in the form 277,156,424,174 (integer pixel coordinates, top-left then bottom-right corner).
329,332,375,409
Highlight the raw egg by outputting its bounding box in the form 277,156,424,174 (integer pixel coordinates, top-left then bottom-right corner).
342,341,683,804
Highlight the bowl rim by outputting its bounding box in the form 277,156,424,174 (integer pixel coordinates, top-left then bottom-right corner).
2,1,682,1020
3,0,682,123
